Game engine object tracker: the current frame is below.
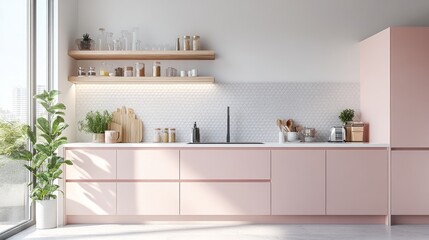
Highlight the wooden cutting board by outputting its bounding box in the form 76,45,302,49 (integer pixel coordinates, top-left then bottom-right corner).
111,106,143,143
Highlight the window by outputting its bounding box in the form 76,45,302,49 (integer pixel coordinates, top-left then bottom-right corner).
0,0,49,237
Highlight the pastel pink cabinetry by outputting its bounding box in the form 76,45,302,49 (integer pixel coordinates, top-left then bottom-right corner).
392,151,429,215
116,149,180,215
326,150,388,215
360,27,429,146
180,150,270,215
65,150,117,216
66,149,116,179
271,150,325,215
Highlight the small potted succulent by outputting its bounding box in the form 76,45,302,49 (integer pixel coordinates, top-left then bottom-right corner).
339,108,355,142
78,110,112,143
76,33,94,50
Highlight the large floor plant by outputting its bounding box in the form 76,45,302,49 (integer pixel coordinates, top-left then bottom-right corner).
9,90,72,229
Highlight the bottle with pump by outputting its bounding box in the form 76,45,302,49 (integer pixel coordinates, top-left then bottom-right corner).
191,122,200,143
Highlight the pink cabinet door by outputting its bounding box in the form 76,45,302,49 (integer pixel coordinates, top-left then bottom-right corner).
66,182,116,215
390,28,429,147
180,150,270,180
117,182,179,215
66,149,116,180
392,150,429,215
180,182,270,215
117,150,179,180
271,150,325,215
326,149,388,215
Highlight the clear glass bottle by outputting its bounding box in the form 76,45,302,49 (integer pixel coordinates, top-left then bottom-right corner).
162,128,169,143
96,28,107,51
183,36,191,51
192,35,200,50
135,62,145,77
153,128,161,143
168,128,176,143
106,32,114,51
153,61,161,77
124,66,133,77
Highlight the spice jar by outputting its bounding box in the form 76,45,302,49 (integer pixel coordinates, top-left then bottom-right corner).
153,61,161,77
115,67,123,77
192,35,200,50
88,67,96,76
169,128,176,143
124,66,133,77
183,36,191,51
162,128,169,143
153,128,161,143
135,62,145,77
77,67,86,77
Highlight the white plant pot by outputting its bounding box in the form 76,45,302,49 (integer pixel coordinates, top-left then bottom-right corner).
36,199,57,229
92,133,105,143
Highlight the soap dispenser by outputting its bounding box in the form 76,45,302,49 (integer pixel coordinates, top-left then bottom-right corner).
191,122,200,143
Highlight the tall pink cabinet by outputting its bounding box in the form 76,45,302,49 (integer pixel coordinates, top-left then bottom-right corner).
360,27,429,221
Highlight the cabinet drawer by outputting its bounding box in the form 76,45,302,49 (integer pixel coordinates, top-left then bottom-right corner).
117,182,179,215
326,149,388,215
392,151,429,215
180,182,270,215
66,182,116,215
66,149,116,180
180,150,270,179
271,150,325,215
117,150,179,179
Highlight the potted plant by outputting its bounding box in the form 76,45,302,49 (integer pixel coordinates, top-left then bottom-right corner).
76,33,94,50
78,110,112,143
339,108,355,142
6,90,72,229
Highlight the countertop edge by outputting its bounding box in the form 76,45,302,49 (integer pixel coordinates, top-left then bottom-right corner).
61,142,390,148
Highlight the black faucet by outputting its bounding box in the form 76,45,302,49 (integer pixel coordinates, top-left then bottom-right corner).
227,106,230,142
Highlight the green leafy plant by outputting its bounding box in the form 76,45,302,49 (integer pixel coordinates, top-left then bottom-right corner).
82,33,91,42
339,109,355,125
79,110,112,134
7,90,72,201
0,120,27,158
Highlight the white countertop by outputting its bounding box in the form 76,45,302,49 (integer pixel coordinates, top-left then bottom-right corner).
62,142,389,148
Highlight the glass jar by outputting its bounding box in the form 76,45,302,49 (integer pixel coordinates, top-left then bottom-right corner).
153,61,161,77
77,67,86,77
153,128,161,143
183,36,191,51
96,28,107,51
124,66,133,77
169,128,176,143
162,128,169,143
88,67,96,76
192,35,200,51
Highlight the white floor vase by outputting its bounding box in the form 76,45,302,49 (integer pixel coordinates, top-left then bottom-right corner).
35,199,57,229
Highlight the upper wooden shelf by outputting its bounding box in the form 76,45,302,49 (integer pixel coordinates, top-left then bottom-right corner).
68,50,215,60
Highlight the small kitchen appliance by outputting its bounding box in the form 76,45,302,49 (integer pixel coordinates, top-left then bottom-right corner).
329,127,346,142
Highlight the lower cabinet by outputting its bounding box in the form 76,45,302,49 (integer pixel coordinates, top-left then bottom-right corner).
117,182,179,215
271,150,325,215
392,150,429,215
326,149,388,215
180,182,270,215
66,182,116,215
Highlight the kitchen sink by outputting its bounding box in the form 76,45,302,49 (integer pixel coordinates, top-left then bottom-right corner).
187,142,264,144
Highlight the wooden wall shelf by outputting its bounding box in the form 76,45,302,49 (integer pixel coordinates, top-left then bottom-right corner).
68,50,215,60
68,76,215,84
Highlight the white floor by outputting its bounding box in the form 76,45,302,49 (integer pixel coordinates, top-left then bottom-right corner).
7,223,429,240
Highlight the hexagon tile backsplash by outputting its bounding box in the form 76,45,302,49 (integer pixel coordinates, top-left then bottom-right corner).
75,82,359,143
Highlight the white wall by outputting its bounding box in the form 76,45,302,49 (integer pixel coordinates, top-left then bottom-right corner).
76,0,429,83
55,0,77,142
